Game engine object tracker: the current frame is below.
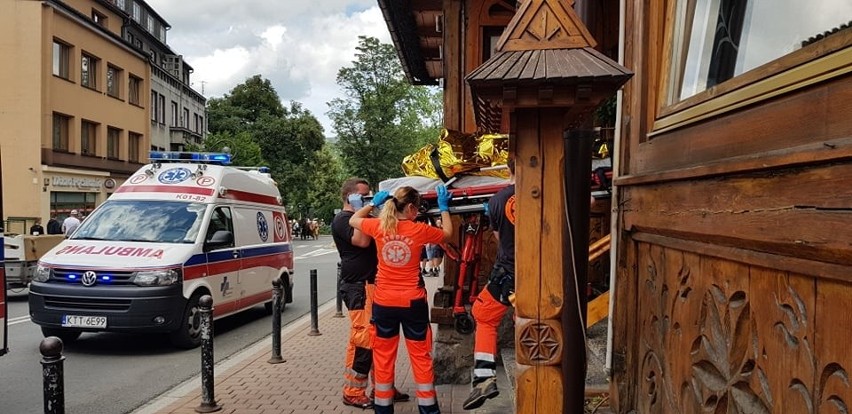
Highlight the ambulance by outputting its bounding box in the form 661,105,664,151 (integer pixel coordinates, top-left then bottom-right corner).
28,152,294,348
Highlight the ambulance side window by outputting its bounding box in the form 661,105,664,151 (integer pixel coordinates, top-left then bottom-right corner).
206,206,234,248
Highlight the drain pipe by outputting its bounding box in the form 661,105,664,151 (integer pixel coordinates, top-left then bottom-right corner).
605,0,627,377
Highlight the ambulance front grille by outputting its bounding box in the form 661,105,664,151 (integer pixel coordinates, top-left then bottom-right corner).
49,268,136,285
43,296,132,311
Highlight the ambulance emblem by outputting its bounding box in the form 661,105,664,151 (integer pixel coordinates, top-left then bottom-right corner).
158,168,191,184
257,212,269,242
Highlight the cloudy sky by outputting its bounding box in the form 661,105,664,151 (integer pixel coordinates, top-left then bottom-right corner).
146,0,393,136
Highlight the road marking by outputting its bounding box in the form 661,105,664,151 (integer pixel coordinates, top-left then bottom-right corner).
294,248,337,260
8,315,32,326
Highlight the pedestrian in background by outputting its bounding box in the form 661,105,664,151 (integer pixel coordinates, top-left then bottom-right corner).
30,218,45,235
350,185,453,414
62,209,81,237
426,218,445,277
332,178,409,409
47,216,62,235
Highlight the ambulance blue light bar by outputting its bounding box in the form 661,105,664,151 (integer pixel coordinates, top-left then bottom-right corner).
149,151,232,165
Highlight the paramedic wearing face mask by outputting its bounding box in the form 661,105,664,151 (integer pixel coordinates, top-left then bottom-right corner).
350,185,453,414
332,178,409,409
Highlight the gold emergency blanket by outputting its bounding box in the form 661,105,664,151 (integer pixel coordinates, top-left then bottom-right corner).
401,130,509,180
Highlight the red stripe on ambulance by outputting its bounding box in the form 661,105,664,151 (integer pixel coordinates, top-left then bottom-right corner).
219,189,280,206
116,185,215,196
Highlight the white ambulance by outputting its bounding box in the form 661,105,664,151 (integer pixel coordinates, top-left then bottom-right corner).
28,152,294,348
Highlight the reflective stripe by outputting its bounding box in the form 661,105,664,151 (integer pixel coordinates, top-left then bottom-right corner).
417,396,437,406
344,368,368,378
344,380,368,388
474,352,495,362
375,383,394,391
474,368,496,378
374,397,393,406
416,383,435,392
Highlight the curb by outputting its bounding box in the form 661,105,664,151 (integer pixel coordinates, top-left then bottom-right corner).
130,299,337,414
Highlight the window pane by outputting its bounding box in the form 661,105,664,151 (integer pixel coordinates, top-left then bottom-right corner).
53,114,69,151
81,121,97,155
107,128,120,158
53,42,61,76
670,0,852,102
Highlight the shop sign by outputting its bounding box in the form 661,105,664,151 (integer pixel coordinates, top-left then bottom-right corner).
51,176,105,190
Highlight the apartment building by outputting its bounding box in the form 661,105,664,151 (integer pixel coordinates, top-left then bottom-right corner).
0,0,151,232
0,0,205,233
111,0,207,151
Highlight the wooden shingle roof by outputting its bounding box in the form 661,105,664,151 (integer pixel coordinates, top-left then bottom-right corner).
467,47,632,87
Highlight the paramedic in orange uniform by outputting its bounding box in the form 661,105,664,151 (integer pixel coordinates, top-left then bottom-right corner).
350,185,453,414
332,178,410,409
463,158,515,410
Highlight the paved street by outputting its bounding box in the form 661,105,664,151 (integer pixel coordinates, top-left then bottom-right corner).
0,236,339,414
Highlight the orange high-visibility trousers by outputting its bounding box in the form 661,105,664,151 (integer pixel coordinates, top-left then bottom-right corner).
342,282,375,398
471,287,509,385
372,298,440,414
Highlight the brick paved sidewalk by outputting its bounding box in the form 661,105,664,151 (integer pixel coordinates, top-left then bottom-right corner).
137,277,513,414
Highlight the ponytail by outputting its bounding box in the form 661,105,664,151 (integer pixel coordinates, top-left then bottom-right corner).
379,199,399,235
378,186,421,236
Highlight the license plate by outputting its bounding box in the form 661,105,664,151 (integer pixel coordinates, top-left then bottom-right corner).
62,315,107,328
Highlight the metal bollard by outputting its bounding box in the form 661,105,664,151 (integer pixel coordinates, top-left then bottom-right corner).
308,269,322,336
40,336,65,414
268,278,286,364
333,262,344,318
195,295,221,413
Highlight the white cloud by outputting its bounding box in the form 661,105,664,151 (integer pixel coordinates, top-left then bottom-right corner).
146,0,391,136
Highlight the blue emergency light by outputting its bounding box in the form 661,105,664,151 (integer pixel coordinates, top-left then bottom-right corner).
149,151,232,165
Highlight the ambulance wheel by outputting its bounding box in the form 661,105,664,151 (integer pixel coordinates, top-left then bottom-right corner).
41,327,82,343
170,292,204,349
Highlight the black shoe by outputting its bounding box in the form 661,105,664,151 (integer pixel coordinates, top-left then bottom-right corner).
462,377,499,410
393,388,410,402
343,395,373,409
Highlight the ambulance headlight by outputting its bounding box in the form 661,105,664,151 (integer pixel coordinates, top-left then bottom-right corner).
133,269,181,286
33,265,51,282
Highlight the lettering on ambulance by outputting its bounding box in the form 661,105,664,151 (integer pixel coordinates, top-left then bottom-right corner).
55,245,164,259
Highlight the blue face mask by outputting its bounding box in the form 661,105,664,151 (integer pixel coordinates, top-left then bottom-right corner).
347,193,365,209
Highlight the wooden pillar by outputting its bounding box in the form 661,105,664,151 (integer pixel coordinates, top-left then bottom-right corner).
515,107,571,413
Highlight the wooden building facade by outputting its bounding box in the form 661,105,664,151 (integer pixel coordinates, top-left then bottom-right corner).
611,2,852,413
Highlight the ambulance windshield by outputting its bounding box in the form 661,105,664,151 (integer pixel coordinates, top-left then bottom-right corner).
72,200,206,244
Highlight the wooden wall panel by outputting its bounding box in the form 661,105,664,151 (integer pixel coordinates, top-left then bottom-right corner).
631,239,852,413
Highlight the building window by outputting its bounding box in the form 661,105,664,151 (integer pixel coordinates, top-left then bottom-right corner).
193,113,199,133
199,116,204,135
171,101,178,126
52,40,70,79
159,94,166,124
81,120,98,155
128,132,141,162
668,0,852,103
52,113,70,151
151,90,158,121
183,108,189,127
132,2,140,22
107,65,121,98
92,9,107,27
107,127,121,159
116,0,125,10
81,53,99,89
159,26,166,43
128,75,141,105
147,16,154,33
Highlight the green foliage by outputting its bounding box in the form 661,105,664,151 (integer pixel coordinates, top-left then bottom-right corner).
594,95,617,127
206,75,326,211
305,145,345,222
328,36,443,188
203,131,265,167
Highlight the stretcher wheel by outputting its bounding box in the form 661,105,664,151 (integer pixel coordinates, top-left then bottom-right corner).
454,313,475,335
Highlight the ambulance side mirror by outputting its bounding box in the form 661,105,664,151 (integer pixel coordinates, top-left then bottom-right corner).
205,230,234,251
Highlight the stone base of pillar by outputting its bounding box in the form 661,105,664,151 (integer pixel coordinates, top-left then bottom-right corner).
432,307,515,385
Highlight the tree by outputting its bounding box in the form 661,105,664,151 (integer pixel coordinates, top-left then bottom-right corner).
203,131,265,167
328,36,443,188
305,144,345,222
206,75,326,207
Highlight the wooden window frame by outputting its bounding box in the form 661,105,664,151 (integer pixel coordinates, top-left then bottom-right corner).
650,1,852,138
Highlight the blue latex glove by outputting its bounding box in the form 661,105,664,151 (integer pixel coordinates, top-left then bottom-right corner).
347,193,364,209
436,185,451,212
371,190,390,207
482,202,490,216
